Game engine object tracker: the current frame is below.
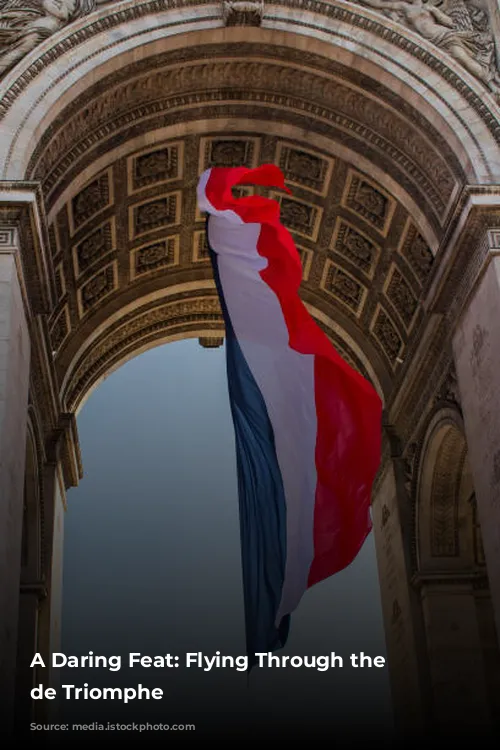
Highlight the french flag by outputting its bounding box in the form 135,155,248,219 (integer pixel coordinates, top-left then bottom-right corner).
197,164,382,665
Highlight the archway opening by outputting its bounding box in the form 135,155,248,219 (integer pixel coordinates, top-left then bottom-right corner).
58,337,393,732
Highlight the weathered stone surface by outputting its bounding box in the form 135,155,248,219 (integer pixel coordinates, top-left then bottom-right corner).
453,246,500,644
0,249,30,731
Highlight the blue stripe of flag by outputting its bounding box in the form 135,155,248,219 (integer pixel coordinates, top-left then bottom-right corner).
206,216,290,668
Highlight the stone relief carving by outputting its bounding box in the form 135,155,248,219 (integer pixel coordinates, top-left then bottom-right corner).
434,364,461,408
50,306,69,351
75,221,113,274
354,0,500,95
222,1,264,26
399,223,434,285
0,0,496,96
30,57,458,215
0,0,104,76
386,267,418,329
403,440,417,492
0,0,262,68
373,307,403,364
333,221,378,276
79,264,115,312
324,264,366,314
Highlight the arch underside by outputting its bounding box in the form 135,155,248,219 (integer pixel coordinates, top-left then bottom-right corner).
1,8,500,419
26,32,479,412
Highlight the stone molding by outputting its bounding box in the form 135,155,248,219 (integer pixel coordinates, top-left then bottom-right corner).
0,226,19,252
411,571,489,591
0,1,499,177
0,0,498,107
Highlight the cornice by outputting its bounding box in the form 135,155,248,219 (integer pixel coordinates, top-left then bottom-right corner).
0,183,55,314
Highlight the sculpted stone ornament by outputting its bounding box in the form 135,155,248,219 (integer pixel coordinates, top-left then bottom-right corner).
0,0,105,77
354,0,500,96
0,0,497,94
222,0,264,26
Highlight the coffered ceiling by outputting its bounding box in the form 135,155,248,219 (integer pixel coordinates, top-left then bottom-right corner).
25,42,467,410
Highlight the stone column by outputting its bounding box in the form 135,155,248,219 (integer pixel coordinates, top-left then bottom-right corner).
371,448,432,735
474,584,500,722
35,454,66,724
14,586,42,729
452,229,500,644
0,228,31,730
14,434,47,731
416,576,491,729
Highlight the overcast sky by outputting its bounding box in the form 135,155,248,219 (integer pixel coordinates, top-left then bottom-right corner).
60,338,393,736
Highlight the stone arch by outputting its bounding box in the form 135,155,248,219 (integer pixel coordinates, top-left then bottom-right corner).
1,5,498,424
416,409,476,574
413,407,500,729
3,11,485,418
60,292,386,416
1,3,499,184
2,0,500,735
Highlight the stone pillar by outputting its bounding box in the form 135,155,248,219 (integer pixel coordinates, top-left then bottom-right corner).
474,585,500,723
416,577,491,729
452,230,500,643
0,228,31,730
371,454,431,735
14,433,47,731
35,458,66,724
14,587,41,729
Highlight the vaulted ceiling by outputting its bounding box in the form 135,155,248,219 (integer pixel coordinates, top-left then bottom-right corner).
26,41,468,410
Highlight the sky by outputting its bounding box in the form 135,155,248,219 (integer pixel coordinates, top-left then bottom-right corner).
60,338,393,737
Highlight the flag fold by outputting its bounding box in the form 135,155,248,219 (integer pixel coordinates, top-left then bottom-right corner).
197,165,382,666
